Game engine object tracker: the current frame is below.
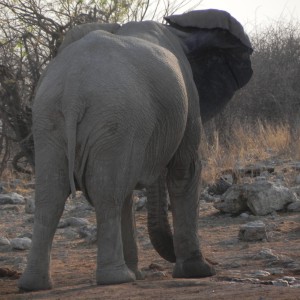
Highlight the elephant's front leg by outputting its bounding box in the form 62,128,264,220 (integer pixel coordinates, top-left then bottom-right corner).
167,154,216,278
18,145,70,291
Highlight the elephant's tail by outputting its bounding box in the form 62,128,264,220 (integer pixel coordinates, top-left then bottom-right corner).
67,123,77,198
65,114,78,198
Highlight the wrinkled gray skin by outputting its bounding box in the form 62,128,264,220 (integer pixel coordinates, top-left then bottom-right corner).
19,9,253,291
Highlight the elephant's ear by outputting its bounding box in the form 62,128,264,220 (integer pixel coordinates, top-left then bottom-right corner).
59,23,120,53
165,9,253,122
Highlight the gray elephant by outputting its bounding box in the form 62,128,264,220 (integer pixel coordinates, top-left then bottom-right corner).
19,9,253,291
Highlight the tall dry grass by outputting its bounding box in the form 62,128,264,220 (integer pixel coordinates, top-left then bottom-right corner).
201,121,294,184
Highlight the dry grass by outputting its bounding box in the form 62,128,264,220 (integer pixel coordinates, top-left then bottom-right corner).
0,166,34,195
0,122,297,191
201,121,293,184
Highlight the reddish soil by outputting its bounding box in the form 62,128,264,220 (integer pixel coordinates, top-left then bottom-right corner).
1,195,300,299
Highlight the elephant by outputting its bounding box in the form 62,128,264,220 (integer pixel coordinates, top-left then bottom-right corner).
18,9,253,291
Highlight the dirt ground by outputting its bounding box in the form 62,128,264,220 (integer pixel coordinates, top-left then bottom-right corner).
1,184,300,299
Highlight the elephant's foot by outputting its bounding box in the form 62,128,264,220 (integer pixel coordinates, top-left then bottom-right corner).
18,270,52,291
172,256,216,278
127,264,144,280
96,264,136,285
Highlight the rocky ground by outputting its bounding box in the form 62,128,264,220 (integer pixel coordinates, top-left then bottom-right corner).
1,158,300,299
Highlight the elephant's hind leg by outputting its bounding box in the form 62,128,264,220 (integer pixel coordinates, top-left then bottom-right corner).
121,194,143,279
167,152,216,279
85,163,136,285
18,143,70,291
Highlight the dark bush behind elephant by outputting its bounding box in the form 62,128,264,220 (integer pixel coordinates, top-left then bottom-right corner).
19,9,253,291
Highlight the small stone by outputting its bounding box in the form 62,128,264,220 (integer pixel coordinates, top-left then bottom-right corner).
239,221,268,241
135,196,147,211
25,197,35,214
240,212,250,218
144,270,167,280
256,248,279,260
251,270,271,278
282,276,296,283
266,268,284,275
149,263,165,271
287,201,300,212
0,192,25,205
272,279,289,287
10,237,31,250
244,278,261,284
0,237,10,246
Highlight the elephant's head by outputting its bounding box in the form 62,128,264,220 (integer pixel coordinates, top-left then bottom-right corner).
165,9,253,122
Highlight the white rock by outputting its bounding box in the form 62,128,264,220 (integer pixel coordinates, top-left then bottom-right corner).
0,192,25,205
252,270,271,278
240,212,250,218
272,279,289,287
246,182,297,215
282,276,296,283
266,268,284,275
216,181,298,215
11,237,31,250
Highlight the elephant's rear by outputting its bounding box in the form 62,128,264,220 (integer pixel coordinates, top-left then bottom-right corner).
33,30,189,199
74,32,189,194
